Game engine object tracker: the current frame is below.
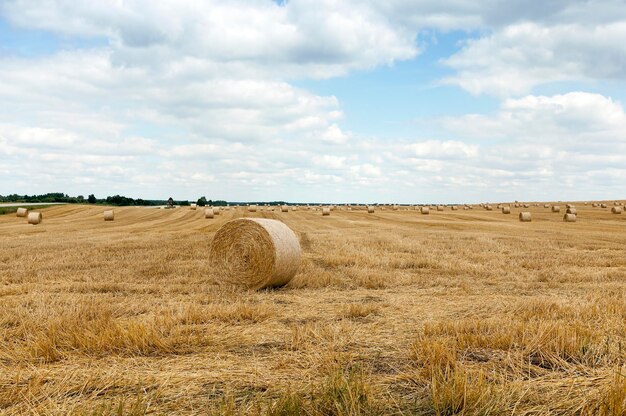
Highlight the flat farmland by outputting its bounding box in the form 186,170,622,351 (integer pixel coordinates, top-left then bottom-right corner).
0,204,625,415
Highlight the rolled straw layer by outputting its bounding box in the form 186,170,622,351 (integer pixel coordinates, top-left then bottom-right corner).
209,218,301,290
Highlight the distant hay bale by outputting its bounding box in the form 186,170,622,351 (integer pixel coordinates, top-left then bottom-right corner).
566,204,573,209
601,204,607,208
367,206,375,213
544,204,550,208
16,207,28,217
486,205,493,211
463,206,469,210
437,205,444,211
502,206,511,214
566,207,577,215
523,204,530,208
205,208,214,219
281,205,288,213
552,206,561,213
209,218,301,290
322,207,330,216
248,205,258,212
611,207,622,214
514,204,520,208
103,210,114,221
393,205,399,211
190,203,197,210
563,213,577,222
592,203,599,207
451,206,458,210
27,212,42,225
519,212,531,222
213,207,221,215
421,207,430,214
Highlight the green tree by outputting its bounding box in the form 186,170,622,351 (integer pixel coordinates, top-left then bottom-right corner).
197,196,207,207
88,194,97,204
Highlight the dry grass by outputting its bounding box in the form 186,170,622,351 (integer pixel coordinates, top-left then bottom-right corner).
0,203,625,415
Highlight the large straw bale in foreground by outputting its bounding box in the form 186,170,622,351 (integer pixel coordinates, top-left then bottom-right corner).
16,207,28,217
563,213,577,222
103,210,114,221
27,212,42,225
612,206,623,214
210,218,301,290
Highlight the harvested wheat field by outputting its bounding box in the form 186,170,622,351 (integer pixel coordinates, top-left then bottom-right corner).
1,204,625,415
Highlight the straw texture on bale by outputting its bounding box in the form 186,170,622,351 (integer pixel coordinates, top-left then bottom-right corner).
566,207,577,215
27,212,42,225
213,207,220,215
502,206,511,214
563,213,577,222
205,208,214,219
322,207,330,216
16,207,28,217
367,206,375,213
611,207,622,214
103,210,114,221
552,206,561,213
421,207,430,214
248,205,258,212
519,212,531,222
209,218,301,290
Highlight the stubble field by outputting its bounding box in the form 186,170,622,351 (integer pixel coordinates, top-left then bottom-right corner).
0,203,625,415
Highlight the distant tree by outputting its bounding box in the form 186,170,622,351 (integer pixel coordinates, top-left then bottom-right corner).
88,194,97,204
167,197,174,206
197,196,207,207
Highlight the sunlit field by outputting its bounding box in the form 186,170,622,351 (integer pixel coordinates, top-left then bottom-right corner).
1,204,625,415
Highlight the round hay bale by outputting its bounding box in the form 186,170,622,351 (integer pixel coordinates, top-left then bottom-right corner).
523,204,530,208
463,206,469,210
248,205,258,212
190,203,197,210
451,206,458,210
437,205,444,211
544,204,550,208
213,207,221,215
502,206,511,214
611,206,622,214
322,207,330,216
209,218,301,290
519,212,531,222
281,205,288,213
486,205,493,211
601,204,608,208
27,212,42,225
566,204,573,209
103,210,114,221
592,203,599,207
367,206,375,213
552,206,561,213
205,208,214,219
421,207,430,215
514,204,520,208
563,213,577,222
16,207,28,217
566,207,577,215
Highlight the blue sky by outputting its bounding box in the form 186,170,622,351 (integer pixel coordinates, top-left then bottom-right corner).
0,1,625,203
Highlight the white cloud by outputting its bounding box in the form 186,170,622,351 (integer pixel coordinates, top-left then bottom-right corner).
443,22,626,95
